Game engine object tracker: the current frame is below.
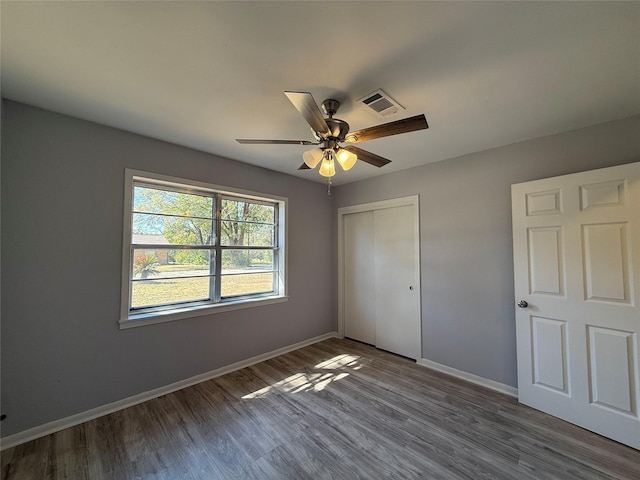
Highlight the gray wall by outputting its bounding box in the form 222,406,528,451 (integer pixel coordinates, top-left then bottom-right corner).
1,101,334,436
334,115,640,388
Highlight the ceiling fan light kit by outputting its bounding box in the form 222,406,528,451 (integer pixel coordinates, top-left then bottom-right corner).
236,90,429,188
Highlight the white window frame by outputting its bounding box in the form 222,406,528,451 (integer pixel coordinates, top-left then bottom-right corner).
120,169,288,329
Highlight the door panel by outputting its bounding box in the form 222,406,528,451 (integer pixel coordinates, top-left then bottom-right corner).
531,316,568,393
526,189,562,215
512,161,640,449
374,205,420,359
343,211,375,345
587,326,636,414
582,222,630,303
527,227,564,296
580,180,626,209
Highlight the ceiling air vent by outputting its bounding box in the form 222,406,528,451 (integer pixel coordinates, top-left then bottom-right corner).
358,89,405,117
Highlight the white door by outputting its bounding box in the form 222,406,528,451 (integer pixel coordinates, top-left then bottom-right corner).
341,197,421,360
374,205,420,358
512,161,640,449
344,210,376,345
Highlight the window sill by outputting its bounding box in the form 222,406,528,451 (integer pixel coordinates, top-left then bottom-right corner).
119,295,288,329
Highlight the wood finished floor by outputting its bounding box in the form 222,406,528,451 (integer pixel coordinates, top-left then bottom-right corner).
2,338,639,480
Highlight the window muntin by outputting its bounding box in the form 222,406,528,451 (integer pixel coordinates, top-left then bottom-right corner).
124,174,284,323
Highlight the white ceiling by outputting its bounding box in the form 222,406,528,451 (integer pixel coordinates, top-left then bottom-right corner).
2,1,639,185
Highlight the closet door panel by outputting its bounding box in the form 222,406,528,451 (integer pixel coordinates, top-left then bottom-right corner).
343,211,376,345
374,205,420,359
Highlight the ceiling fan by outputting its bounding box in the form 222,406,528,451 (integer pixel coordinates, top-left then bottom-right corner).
236,91,429,179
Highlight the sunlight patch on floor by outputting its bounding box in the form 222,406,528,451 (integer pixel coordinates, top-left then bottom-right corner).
314,354,362,370
242,371,350,399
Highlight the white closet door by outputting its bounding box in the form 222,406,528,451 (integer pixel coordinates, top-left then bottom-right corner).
341,197,421,360
343,211,376,345
374,205,420,359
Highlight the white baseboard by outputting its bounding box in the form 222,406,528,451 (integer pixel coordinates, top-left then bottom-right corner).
0,331,339,451
417,357,518,398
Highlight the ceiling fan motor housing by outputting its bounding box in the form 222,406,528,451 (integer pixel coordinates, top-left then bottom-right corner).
323,118,350,142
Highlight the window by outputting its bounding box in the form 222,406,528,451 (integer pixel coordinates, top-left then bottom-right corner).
120,170,287,328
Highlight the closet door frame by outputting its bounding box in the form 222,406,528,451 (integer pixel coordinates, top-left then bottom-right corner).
337,195,422,356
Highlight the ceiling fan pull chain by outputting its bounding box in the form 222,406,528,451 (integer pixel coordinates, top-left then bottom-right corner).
327,177,332,196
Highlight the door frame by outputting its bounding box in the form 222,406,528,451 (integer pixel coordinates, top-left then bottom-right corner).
337,195,422,356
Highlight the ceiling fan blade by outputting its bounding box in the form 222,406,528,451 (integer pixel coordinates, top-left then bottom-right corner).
236,139,318,145
284,91,331,136
343,146,391,168
345,114,428,143
298,162,311,170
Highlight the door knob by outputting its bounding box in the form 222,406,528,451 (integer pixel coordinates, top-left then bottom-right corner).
517,300,528,308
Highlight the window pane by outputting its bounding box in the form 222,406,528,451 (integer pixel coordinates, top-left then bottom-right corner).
133,186,213,218
221,221,274,247
131,277,211,308
221,273,274,297
221,199,274,224
133,213,214,246
221,249,273,273
131,249,211,279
